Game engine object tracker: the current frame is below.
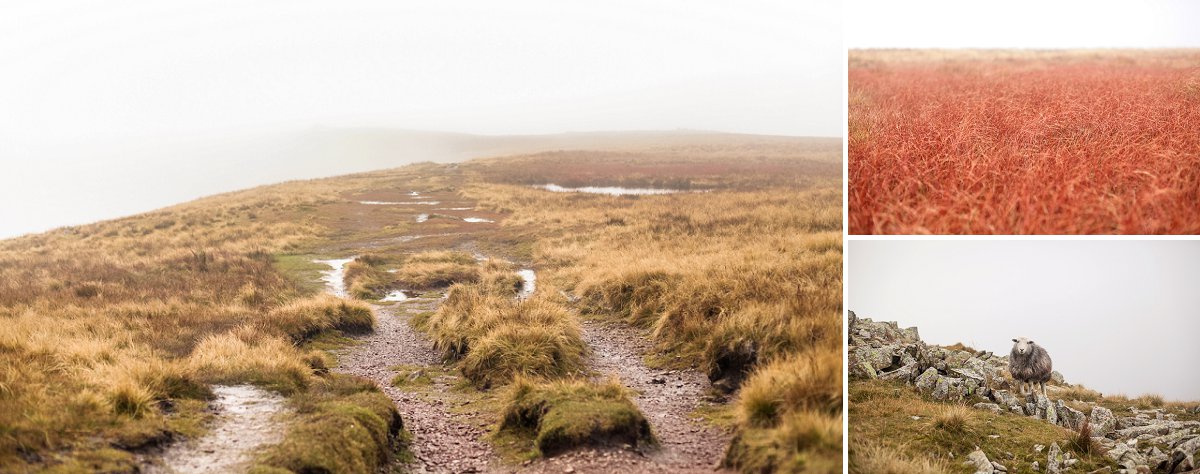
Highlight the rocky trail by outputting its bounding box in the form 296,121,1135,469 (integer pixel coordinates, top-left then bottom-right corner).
850,311,1200,474
539,319,731,473
142,385,289,473
333,298,500,473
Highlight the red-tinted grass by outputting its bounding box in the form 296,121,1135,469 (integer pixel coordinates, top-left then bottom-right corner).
849,50,1200,234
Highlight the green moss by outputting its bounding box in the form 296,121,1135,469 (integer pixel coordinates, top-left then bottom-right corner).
272,254,329,295
254,374,406,473
497,379,654,457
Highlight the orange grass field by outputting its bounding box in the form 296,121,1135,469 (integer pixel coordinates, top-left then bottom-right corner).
849,49,1200,234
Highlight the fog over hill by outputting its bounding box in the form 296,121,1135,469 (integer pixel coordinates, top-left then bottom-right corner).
0,129,836,239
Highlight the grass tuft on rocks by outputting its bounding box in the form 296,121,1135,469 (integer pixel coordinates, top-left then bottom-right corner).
253,373,406,473
498,378,653,457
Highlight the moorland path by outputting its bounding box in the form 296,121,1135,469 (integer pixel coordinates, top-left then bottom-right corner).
518,320,731,473
331,295,501,473
140,385,290,473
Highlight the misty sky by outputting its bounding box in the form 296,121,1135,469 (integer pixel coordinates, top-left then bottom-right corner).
0,0,842,239
848,0,1200,48
849,240,1200,401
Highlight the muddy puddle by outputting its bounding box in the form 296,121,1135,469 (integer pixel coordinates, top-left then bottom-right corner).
381,290,409,302
518,269,536,299
359,200,440,205
143,385,288,474
415,213,429,223
535,183,682,196
462,217,494,223
314,257,355,297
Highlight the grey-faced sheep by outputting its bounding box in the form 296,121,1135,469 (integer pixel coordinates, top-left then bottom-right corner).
1009,337,1052,396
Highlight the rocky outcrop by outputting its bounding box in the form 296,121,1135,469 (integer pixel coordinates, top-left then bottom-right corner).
850,313,1200,474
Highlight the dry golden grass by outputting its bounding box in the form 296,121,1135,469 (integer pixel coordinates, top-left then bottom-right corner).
418,283,586,388
849,441,951,474
2,137,842,470
0,179,379,469
460,146,843,470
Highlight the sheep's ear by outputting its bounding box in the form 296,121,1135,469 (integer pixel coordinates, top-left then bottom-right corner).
1011,338,1018,343
1028,340,1034,344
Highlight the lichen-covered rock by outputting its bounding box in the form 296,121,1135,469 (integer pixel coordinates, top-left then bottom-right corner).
1034,394,1058,424
879,362,918,382
974,402,1002,413
1046,442,1063,474
1050,370,1065,384
851,345,889,379
1055,400,1086,431
1091,406,1117,437
1170,436,1200,472
915,367,939,392
933,376,964,401
964,447,995,474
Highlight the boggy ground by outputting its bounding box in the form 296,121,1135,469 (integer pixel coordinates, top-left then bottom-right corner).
0,134,842,473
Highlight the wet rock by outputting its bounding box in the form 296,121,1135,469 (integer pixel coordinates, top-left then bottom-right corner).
1091,406,1117,437
964,447,995,474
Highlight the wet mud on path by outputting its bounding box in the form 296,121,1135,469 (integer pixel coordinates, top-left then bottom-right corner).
142,385,289,474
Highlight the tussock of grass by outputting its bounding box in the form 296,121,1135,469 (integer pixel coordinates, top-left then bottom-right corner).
736,350,842,428
726,350,843,472
254,374,405,473
343,255,396,299
1056,384,1103,402
931,405,973,433
849,442,950,474
421,284,585,387
261,294,375,341
498,378,653,457
722,411,842,474
1132,393,1165,409
390,251,480,290
186,329,314,395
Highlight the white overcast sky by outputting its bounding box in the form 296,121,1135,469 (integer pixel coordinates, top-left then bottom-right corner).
849,240,1200,401
848,0,1200,48
0,0,841,238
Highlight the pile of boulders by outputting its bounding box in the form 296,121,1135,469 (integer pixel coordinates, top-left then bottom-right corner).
849,311,1200,474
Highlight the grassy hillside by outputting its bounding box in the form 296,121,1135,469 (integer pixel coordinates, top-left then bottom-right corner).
0,134,842,472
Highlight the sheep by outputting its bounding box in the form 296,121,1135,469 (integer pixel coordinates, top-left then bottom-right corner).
1009,337,1053,397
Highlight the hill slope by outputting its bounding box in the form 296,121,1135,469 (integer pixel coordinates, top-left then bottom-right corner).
848,312,1200,474
0,135,842,473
